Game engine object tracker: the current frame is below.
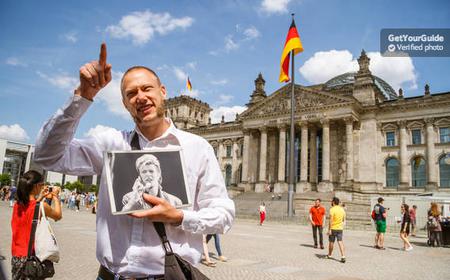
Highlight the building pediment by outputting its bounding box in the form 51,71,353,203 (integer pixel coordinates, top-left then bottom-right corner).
239,84,355,120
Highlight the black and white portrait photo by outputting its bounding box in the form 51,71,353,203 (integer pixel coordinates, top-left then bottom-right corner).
104,148,190,215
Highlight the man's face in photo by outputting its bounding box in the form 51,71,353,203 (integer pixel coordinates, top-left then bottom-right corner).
139,162,159,195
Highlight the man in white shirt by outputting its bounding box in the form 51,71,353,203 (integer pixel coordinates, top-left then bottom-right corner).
34,43,235,279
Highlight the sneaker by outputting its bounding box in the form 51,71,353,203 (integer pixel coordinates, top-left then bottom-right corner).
218,256,228,262
341,257,346,263
405,246,413,251
320,245,324,250
324,255,331,259
314,245,318,249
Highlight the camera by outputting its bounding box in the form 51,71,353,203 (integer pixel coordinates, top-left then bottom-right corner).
48,186,53,193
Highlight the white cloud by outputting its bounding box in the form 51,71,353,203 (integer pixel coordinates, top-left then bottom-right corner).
260,0,291,15
6,57,27,67
299,49,417,91
96,71,131,119
217,94,233,105
243,26,261,40
224,35,239,52
0,124,29,142
173,67,188,82
210,79,228,86
210,25,260,55
210,106,247,123
299,50,357,84
186,62,197,70
182,89,200,98
366,52,417,90
37,71,78,91
63,32,78,43
106,10,194,45
84,125,119,138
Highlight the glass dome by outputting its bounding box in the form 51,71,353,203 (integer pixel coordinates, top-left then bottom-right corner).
324,72,398,100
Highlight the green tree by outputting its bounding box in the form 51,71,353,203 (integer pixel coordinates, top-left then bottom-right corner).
0,173,11,187
90,184,98,193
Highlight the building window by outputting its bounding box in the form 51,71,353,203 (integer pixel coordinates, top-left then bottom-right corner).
440,127,450,143
439,154,450,188
386,131,396,146
411,129,421,145
386,158,399,187
240,144,243,157
225,164,232,187
226,145,232,157
238,164,242,183
411,157,426,187
213,147,218,158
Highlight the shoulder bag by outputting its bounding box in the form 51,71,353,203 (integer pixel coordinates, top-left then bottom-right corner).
22,202,55,278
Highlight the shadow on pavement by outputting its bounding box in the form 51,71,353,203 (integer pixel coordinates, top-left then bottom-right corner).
410,241,431,247
386,247,403,251
300,244,315,248
314,254,341,263
359,244,379,249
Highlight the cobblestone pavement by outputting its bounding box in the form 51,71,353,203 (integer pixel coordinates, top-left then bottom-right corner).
1,201,450,280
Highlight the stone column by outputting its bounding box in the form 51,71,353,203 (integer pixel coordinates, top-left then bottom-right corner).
318,119,333,192
309,126,317,185
425,118,437,190
217,140,224,170
298,121,309,192
241,129,250,183
345,118,354,184
231,139,239,185
398,121,409,190
259,127,268,182
277,125,287,182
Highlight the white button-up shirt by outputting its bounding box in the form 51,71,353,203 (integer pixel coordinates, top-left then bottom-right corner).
34,95,235,277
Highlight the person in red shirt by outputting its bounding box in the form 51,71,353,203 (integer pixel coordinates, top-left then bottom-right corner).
309,198,326,249
10,170,62,280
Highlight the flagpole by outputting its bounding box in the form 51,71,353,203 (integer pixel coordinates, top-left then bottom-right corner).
287,14,296,217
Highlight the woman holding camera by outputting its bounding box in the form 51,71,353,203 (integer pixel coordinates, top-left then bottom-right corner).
10,170,62,280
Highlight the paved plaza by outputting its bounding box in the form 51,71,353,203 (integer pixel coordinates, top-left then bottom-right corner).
1,201,449,280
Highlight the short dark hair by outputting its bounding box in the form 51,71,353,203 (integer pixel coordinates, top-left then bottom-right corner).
332,197,340,205
120,66,161,94
378,197,384,203
316,198,321,202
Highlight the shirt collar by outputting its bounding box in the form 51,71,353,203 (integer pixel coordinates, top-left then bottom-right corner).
134,118,181,145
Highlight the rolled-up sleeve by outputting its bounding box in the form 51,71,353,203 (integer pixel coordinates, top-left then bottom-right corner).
34,95,103,175
181,144,235,234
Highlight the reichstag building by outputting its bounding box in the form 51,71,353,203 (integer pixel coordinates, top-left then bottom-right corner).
166,50,450,196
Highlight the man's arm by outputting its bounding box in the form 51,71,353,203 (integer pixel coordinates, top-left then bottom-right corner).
34,44,113,175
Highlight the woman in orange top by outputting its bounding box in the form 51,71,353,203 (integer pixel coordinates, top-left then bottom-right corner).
10,170,62,280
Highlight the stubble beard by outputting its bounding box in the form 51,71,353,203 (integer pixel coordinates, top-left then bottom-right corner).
132,99,166,128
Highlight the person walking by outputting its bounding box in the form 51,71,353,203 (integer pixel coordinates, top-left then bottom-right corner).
410,205,417,237
309,198,326,249
372,197,387,249
206,234,227,262
325,197,346,263
259,202,266,226
428,203,443,247
399,204,413,251
10,170,62,280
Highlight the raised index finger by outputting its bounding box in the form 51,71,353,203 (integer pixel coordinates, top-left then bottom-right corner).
99,43,107,67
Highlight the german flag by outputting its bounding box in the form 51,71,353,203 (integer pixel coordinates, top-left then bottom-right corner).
187,76,192,91
279,19,303,83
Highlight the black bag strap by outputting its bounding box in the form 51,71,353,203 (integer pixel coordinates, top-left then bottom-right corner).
130,131,174,256
27,202,41,257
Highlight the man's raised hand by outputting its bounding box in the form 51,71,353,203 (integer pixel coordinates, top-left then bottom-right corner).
76,43,112,101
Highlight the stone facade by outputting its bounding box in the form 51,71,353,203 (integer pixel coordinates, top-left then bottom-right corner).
166,50,450,196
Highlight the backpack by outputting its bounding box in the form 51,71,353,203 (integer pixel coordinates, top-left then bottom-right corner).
371,210,376,220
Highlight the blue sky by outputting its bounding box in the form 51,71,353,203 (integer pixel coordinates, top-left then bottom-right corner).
1,0,449,143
